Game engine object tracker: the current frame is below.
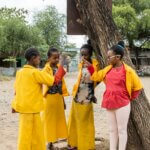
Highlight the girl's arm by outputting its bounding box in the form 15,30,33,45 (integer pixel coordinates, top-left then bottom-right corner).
83,58,105,82
54,55,67,84
34,70,55,86
54,66,66,84
130,68,143,100
131,69,143,92
87,65,95,75
12,108,17,113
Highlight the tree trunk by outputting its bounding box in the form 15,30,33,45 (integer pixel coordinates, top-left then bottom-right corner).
75,0,150,149
133,46,140,70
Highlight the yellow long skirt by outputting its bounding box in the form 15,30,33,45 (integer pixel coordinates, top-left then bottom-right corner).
18,113,45,150
68,101,95,150
42,94,68,143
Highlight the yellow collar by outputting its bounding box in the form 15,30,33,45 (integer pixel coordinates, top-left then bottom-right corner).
23,65,36,69
45,62,60,69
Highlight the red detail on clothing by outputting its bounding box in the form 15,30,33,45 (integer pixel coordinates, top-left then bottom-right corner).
54,66,66,84
87,65,95,75
102,65,130,109
131,90,141,100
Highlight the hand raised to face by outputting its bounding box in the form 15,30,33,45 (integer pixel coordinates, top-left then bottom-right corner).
82,57,92,67
59,55,66,66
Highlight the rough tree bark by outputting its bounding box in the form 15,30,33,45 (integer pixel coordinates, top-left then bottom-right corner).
75,0,150,150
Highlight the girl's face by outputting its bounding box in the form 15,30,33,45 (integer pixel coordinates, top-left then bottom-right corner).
31,55,41,68
48,52,60,66
107,50,121,66
80,48,91,61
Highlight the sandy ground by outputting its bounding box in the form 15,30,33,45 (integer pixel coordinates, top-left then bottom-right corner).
0,73,150,150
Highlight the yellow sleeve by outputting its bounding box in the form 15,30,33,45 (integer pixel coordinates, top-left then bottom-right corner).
91,65,112,82
95,62,100,72
131,69,143,91
11,97,16,110
11,81,17,109
91,69,105,82
14,78,17,92
62,78,69,97
33,69,54,86
11,71,18,109
14,70,19,90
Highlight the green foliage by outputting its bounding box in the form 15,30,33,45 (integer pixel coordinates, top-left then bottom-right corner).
128,0,150,13
0,7,28,21
33,6,66,49
0,6,76,64
138,9,150,36
32,6,76,59
113,4,138,41
112,0,150,48
113,0,150,12
0,7,44,58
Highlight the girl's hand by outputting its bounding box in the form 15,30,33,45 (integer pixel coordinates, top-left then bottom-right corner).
82,58,92,67
82,57,95,75
59,55,65,66
12,108,17,113
54,66,66,84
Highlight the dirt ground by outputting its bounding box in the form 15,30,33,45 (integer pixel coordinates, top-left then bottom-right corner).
0,73,150,150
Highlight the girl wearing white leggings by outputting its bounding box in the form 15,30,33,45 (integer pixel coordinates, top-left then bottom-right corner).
107,103,131,150
84,41,143,150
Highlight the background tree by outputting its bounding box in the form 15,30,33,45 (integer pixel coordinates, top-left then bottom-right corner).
112,0,150,68
0,7,44,75
74,0,150,149
33,6,67,50
0,6,76,75
33,6,76,65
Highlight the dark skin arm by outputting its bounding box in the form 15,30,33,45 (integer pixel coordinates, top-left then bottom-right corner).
12,108,17,113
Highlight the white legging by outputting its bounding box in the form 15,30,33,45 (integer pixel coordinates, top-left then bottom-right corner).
107,103,131,150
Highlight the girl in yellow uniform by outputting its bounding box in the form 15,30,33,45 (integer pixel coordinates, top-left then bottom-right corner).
68,42,99,150
42,48,69,150
84,41,143,150
11,48,55,150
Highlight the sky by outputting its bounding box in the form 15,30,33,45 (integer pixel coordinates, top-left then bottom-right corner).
0,0,86,47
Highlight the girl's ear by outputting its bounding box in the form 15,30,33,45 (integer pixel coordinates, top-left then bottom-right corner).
30,56,36,62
